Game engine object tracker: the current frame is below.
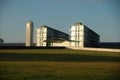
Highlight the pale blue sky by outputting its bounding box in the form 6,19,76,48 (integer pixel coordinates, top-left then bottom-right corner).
0,0,120,43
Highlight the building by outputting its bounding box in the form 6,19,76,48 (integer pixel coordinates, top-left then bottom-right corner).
0,43,25,46
70,22,99,48
99,42,120,49
0,38,4,44
26,21,34,46
36,25,69,47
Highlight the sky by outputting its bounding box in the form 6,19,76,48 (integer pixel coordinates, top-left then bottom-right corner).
0,0,120,43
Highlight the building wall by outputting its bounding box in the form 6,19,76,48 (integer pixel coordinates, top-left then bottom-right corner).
52,41,70,47
70,23,84,47
84,26,99,47
36,26,47,46
70,22,99,48
26,21,33,46
36,25,69,47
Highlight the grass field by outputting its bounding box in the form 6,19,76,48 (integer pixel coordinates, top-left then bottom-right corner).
0,49,120,80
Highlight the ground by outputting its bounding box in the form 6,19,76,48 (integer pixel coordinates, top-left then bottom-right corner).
0,49,120,80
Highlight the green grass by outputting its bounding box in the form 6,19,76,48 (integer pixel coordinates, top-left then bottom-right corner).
0,49,120,80
0,49,120,53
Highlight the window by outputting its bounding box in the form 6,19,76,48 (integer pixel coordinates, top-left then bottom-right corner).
71,37,75,40
71,31,76,36
71,26,75,31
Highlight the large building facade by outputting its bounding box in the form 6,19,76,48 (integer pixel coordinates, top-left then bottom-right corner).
70,22,99,48
26,21,34,46
36,25,69,47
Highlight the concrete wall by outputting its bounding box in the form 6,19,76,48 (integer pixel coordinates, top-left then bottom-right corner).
52,41,70,47
67,47,120,52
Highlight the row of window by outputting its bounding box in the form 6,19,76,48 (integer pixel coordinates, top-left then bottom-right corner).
36,42,46,46
70,26,84,31
70,37,83,41
70,42,83,47
37,38,46,42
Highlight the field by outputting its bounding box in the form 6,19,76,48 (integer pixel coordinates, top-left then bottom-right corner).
0,49,120,80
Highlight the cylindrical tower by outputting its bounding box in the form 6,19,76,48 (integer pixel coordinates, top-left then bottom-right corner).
26,21,34,46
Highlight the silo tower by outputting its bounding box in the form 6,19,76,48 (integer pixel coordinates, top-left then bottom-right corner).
26,21,34,46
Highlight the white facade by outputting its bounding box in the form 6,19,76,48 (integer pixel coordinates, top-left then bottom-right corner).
36,26,47,46
70,23,84,47
70,22,99,48
26,21,33,46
